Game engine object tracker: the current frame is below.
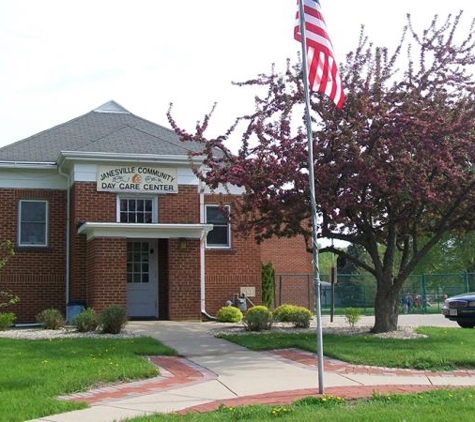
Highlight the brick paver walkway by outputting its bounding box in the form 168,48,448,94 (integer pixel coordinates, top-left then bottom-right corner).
58,349,475,413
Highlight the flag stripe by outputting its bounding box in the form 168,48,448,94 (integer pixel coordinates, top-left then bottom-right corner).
294,0,344,109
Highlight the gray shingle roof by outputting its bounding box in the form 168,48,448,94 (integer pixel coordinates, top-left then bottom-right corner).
0,101,204,163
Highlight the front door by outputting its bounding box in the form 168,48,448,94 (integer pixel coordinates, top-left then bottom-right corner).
126,240,158,318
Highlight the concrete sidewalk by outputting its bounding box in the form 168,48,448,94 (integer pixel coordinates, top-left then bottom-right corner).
29,314,475,422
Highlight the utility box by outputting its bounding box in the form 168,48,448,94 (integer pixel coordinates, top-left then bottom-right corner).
66,300,86,324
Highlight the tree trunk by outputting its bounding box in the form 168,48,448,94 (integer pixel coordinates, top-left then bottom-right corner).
372,282,400,333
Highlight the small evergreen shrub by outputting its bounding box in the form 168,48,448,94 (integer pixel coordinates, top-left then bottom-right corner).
273,304,298,323
274,304,313,328
243,305,273,331
100,305,128,334
217,306,243,323
261,262,275,308
344,307,362,328
36,308,65,330
73,308,99,332
0,312,16,330
291,307,313,328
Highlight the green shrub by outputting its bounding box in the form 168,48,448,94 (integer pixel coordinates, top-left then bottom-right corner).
274,304,313,328
217,306,243,323
36,308,65,330
100,305,128,334
291,307,313,328
273,304,298,323
0,290,19,309
73,308,99,332
0,312,16,330
344,307,361,328
261,262,275,308
243,305,272,332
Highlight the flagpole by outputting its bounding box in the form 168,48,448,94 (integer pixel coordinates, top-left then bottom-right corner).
298,0,325,394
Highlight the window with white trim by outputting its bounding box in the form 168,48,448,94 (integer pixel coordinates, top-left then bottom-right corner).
18,200,48,247
118,197,158,223
205,205,230,248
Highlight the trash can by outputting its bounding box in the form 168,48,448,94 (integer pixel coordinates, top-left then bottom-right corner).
235,295,247,313
66,300,86,324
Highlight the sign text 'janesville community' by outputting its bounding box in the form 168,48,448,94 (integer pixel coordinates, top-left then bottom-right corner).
97,165,178,193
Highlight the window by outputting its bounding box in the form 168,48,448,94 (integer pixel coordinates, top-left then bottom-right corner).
118,197,157,223
127,241,149,283
206,205,230,248
18,200,48,247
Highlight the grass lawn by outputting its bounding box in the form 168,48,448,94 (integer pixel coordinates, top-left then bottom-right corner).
0,336,176,422
126,388,475,421
217,326,475,370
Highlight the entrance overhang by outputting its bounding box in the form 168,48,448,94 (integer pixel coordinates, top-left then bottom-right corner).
77,222,213,240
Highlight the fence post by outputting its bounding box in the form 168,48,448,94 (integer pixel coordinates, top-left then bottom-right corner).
307,274,311,310
278,275,283,307
421,273,427,313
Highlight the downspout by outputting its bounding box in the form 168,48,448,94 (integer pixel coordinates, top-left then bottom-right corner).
58,164,71,310
199,181,216,320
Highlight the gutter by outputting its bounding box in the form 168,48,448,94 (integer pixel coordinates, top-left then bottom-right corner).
199,181,216,321
58,164,71,310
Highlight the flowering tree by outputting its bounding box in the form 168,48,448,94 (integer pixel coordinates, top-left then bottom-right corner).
169,13,475,333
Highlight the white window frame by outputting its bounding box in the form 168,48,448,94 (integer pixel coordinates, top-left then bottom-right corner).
18,200,48,247
116,196,158,223
205,205,231,249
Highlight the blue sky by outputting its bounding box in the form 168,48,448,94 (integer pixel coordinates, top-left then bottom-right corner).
1,0,474,149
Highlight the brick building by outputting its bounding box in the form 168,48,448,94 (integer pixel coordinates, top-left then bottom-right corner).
0,101,309,323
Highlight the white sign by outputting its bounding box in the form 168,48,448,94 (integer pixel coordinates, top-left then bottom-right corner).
97,165,178,193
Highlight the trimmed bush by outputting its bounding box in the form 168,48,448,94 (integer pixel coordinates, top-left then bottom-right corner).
273,304,298,323
217,306,243,323
0,312,16,330
274,304,313,328
243,305,272,332
73,308,99,332
344,307,361,328
36,308,65,330
100,305,128,334
291,307,313,328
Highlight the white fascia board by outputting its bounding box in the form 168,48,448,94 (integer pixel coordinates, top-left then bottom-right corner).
77,222,213,241
58,151,205,167
0,161,57,169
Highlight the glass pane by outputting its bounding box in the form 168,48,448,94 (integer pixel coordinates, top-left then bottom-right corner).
137,200,144,211
145,200,152,212
142,263,149,273
136,213,144,223
133,274,140,283
206,207,227,224
120,212,128,223
120,199,128,212
141,242,148,252
207,227,228,246
144,213,152,223
129,201,136,211
142,273,149,283
127,274,133,283
133,263,141,273
22,202,46,222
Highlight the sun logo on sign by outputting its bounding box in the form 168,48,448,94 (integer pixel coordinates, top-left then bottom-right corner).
131,174,142,184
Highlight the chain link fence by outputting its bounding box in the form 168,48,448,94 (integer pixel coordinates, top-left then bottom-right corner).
274,272,475,314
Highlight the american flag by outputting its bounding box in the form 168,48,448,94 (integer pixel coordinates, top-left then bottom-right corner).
294,0,345,109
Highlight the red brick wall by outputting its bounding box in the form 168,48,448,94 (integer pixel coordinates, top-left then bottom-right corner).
261,235,313,274
159,186,199,223
86,237,127,311
167,238,201,319
69,183,116,302
0,188,66,322
204,194,263,315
